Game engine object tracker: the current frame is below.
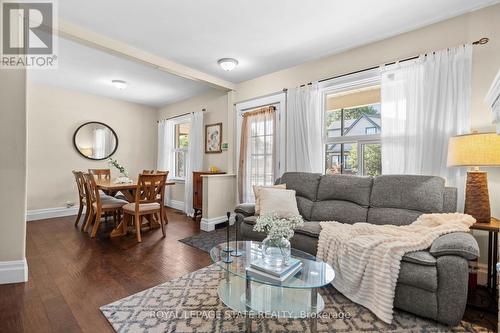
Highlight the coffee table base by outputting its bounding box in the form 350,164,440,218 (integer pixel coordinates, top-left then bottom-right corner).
218,274,324,332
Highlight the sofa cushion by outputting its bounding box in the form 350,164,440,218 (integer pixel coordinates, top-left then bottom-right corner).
294,222,321,238
278,172,321,202
402,251,436,266
260,188,300,218
235,203,256,216
370,175,446,213
367,207,423,226
243,215,257,225
398,260,438,292
311,201,368,224
317,174,372,206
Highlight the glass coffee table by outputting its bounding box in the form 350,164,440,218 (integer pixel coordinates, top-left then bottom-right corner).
210,241,335,333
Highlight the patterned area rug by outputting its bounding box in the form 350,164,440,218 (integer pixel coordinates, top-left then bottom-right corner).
179,225,236,253
100,264,489,332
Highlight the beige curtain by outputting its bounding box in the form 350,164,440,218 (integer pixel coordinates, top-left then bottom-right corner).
238,106,276,203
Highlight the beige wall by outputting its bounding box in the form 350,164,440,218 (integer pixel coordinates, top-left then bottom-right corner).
157,89,229,202
0,69,27,262
27,83,157,210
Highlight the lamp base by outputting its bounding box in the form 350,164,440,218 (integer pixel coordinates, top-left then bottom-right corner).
464,171,491,223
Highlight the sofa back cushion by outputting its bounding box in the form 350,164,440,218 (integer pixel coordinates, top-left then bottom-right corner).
310,175,372,223
278,172,321,220
368,175,446,225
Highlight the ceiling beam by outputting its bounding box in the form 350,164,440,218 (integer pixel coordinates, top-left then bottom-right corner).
56,20,236,91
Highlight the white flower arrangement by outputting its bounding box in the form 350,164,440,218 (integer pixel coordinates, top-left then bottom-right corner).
253,213,304,241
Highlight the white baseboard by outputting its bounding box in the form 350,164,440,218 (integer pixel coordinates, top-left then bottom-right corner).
167,200,184,211
27,206,80,221
0,259,28,284
200,215,230,232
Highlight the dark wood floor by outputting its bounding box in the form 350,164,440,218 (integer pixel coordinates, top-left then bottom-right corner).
0,208,496,332
0,209,212,333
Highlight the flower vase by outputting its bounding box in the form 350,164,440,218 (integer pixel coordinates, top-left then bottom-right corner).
261,236,291,267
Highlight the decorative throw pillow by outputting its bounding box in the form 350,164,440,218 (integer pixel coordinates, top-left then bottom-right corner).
259,188,300,218
253,184,286,215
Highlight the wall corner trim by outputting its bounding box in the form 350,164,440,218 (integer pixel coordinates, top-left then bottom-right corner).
0,259,28,285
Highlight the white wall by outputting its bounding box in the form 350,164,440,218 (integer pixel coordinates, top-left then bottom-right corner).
0,68,28,283
27,83,158,211
157,89,229,202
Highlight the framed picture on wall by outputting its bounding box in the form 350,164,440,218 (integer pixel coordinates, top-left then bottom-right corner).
205,122,222,153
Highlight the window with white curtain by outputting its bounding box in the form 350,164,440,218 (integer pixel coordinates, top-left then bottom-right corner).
173,121,191,180
321,70,382,176
238,106,277,203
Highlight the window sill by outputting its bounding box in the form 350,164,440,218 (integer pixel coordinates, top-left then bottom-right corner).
170,178,186,184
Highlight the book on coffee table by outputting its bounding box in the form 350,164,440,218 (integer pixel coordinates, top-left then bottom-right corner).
250,257,302,277
246,263,303,285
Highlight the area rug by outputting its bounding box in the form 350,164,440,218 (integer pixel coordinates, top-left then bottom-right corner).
100,264,488,333
179,225,236,253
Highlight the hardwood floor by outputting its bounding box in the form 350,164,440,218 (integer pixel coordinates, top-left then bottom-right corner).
0,208,496,332
0,209,211,333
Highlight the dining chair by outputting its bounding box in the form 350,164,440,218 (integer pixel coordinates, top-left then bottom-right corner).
72,170,90,228
88,168,111,180
142,170,170,224
122,173,168,242
83,173,128,238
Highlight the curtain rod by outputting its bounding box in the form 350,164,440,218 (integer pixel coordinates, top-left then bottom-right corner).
157,109,206,123
284,37,489,90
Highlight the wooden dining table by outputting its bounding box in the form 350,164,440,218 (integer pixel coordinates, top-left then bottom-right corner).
95,179,175,238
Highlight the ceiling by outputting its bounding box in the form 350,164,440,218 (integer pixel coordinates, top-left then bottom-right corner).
29,37,210,107
58,0,499,84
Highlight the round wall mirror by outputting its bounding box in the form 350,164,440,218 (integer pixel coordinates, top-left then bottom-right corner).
73,122,118,160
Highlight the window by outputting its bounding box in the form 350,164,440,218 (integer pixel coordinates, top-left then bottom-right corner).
173,122,190,179
323,82,382,176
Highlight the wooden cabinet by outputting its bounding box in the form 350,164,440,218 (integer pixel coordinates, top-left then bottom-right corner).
192,171,225,218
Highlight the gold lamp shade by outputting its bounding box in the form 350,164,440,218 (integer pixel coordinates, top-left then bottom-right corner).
447,132,500,167
447,132,500,223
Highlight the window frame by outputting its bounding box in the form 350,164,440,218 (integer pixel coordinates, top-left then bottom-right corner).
171,114,192,182
319,69,382,176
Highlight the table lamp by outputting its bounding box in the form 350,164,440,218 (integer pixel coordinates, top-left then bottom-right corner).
447,132,500,223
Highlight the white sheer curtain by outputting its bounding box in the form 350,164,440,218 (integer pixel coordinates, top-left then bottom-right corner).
286,82,323,173
485,69,500,134
381,44,472,211
157,119,174,206
184,111,204,216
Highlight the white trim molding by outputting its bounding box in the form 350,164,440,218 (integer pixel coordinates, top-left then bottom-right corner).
27,206,80,221
200,216,230,232
0,259,28,284
166,200,184,211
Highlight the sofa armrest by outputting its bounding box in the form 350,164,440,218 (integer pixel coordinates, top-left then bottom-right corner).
235,203,256,217
430,232,479,260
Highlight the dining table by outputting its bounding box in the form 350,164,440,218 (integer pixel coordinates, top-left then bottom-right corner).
95,178,175,238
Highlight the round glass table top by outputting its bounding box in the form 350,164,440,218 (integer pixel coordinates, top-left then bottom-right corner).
210,241,335,289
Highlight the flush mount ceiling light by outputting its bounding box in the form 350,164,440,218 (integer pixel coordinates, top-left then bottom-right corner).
111,79,128,90
217,58,239,71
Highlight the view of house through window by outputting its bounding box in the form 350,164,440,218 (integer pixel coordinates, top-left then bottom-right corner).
325,85,382,176
174,122,190,179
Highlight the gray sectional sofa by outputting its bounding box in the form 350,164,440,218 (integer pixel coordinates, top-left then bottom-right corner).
235,172,479,326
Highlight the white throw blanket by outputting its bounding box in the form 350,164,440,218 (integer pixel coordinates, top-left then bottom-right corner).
316,213,475,324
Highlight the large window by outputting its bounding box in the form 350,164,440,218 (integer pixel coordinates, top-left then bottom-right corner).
324,84,382,176
173,122,190,179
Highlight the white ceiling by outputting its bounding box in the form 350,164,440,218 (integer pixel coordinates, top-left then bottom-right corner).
28,37,210,107
58,0,499,83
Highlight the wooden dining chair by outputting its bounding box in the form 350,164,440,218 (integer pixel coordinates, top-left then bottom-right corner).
72,170,90,228
142,170,170,224
122,173,167,242
83,173,128,238
88,168,111,180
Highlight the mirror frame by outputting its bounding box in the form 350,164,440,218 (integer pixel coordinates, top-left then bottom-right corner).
73,121,119,161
